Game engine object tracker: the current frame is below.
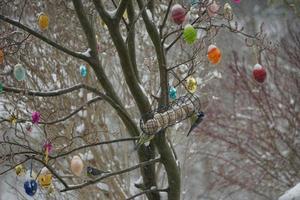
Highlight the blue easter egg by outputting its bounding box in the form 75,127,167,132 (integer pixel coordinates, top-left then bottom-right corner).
24,179,38,196
190,0,199,5
169,87,177,100
80,64,87,77
14,64,26,81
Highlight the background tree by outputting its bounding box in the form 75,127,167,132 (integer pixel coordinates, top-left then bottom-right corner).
0,0,278,200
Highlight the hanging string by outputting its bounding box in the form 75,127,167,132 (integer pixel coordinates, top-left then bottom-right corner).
253,45,259,63
44,147,49,165
30,158,33,178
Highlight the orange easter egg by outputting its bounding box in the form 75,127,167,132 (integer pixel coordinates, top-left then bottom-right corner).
0,49,4,64
207,45,222,64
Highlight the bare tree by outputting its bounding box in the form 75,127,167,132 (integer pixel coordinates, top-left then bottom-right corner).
0,1,266,199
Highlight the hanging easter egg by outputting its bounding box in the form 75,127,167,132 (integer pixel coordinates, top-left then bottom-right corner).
0,82,3,93
207,45,222,64
38,13,49,31
253,63,267,83
186,77,197,93
71,155,84,176
0,49,4,64
80,64,87,77
171,4,186,25
31,111,40,124
224,3,233,20
43,141,53,154
169,87,177,100
183,24,197,44
232,0,241,3
207,0,220,17
24,179,38,196
8,114,17,125
14,64,26,81
15,164,25,176
38,167,52,189
190,0,200,6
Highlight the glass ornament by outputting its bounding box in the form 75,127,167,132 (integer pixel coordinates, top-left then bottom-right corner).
171,4,186,25
183,24,197,44
24,179,38,196
253,64,267,83
14,63,26,81
207,45,222,64
38,13,49,30
169,87,177,100
186,77,197,93
80,64,87,77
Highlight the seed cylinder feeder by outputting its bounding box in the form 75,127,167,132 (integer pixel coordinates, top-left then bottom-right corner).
140,93,209,135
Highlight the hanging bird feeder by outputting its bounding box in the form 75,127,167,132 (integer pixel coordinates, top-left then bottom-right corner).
140,93,208,135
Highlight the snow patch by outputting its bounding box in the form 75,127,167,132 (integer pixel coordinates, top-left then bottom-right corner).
279,182,300,200
80,48,92,57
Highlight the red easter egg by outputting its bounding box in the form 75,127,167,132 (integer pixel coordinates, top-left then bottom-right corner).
171,4,186,25
253,64,267,83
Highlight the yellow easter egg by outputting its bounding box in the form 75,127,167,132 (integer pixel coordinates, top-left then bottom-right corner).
38,167,52,188
186,77,197,93
38,13,49,30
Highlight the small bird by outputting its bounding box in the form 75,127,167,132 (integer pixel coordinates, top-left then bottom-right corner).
187,111,205,136
134,133,155,150
87,166,109,177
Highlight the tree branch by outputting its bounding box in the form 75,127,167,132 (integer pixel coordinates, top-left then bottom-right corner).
52,137,139,159
0,14,88,61
72,0,98,58
126,188,169,200
114,0,128,21
3,83,99,97
60,157,161,192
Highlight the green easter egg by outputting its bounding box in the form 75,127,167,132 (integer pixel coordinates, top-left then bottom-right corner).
183,24,197,44
14,64,26,81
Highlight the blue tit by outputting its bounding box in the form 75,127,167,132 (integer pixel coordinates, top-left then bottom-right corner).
187,111,205,136
87,166,109,177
